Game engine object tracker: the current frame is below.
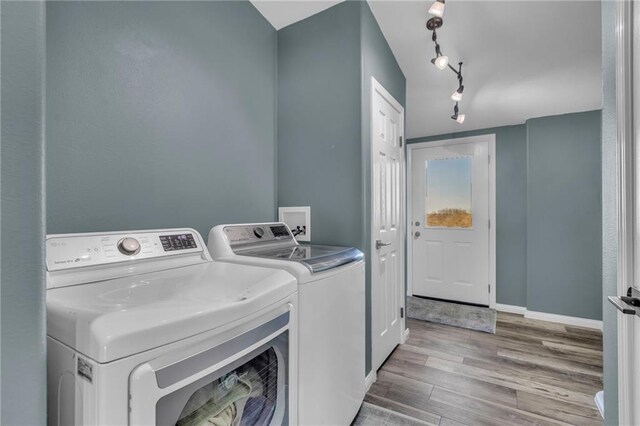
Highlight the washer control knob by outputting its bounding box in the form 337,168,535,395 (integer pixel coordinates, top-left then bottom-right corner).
117,237,141,255
253,227,265,238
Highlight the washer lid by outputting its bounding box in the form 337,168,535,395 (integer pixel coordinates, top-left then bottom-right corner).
239,245,364,274
46,262,296,363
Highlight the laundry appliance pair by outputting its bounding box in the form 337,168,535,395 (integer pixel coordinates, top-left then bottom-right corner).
46,223,365,426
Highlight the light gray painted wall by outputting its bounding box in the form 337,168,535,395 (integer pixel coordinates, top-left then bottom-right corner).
1,1,47,424
360,2,407,374
46,1,277,238
407,125,528,307
277,1,406,374
277,1,362,249
526,110,602,320
601,0,618,422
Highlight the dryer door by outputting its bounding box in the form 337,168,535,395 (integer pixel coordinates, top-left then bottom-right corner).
129,308,292,426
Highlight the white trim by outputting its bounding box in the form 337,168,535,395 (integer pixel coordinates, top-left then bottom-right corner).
370,77,406,368
406,135,497,309
364,370,377,393
616,0,635,423
524,310,603,331
495,304,527,315
402,328,410,343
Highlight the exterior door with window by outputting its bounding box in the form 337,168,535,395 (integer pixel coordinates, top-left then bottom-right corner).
410,138,491,306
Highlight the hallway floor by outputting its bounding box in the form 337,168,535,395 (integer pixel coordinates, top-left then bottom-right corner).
358,312,603,426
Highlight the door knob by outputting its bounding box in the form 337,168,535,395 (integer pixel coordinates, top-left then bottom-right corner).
414,231,421,238
376,240,391,250
415,221,420,226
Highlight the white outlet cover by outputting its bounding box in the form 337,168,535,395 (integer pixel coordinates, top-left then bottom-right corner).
278,206,311,242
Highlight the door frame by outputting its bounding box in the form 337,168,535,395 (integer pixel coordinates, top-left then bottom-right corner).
370,76,407,358
615,0,634,422
406,135,496,309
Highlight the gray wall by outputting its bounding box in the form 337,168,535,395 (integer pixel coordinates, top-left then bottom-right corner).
526,111,602,320
46,1,277,238
1,1,47,424
277,1,406,374
407,125,528,307
601,0,618,422
277,1,362,249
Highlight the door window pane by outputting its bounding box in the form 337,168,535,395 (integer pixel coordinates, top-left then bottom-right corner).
425,157,472,228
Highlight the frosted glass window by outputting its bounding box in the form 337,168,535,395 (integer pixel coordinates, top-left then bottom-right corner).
425,157,472,228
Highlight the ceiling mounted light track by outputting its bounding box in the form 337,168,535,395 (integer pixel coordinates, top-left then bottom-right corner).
426,5,467,124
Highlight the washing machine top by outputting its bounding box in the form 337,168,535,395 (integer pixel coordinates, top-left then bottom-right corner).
208,223,364,279
46,229,297,363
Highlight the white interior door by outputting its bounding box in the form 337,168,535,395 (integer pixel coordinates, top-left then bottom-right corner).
371,77,404,372
618,1,640,423
409,138,492,306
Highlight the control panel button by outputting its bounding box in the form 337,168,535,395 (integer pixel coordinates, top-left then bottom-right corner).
117,237,141,255
253,227,265,238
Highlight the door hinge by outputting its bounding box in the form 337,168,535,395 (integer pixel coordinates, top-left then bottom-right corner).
488,284,491,293
400,307,404,318
399,136,403,147
488,219,491,229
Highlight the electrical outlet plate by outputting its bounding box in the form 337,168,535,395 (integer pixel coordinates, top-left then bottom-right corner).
278,206,311,242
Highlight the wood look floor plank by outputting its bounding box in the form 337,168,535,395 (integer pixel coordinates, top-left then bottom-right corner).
438,417,469,426
496,348,603,377
364,393,442,425
541,340,603,356
399,341,465,364
516,391,602,425
496,313,568,332
362,313,603,426
429,387,572,426
379,361,519,409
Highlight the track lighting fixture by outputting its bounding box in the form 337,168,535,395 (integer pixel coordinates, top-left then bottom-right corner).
426,7,467,124
428,0,445,18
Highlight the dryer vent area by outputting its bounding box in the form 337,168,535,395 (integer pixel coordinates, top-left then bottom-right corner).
161,348,283,426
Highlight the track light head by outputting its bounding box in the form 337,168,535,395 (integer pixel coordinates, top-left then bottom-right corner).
455,114,465,124
451,84,464,101
428,0,445,18
431,55,449,70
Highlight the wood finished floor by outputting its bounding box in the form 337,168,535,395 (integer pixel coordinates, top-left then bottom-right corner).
363,312,603,426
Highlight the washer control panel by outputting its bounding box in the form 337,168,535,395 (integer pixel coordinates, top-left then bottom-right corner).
224,223,293,248
46,229,203,272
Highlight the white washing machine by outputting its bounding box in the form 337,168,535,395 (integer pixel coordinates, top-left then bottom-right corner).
208,223,366,426
46,228,298,426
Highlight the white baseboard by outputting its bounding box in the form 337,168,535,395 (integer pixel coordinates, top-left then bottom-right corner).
364,370,377,392
495,304,527,315
403,328,410,342
524,310,603,331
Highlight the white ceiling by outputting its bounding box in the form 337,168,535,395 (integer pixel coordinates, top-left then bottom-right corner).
368,1,602,138
252,1,602,138
251,0,344,30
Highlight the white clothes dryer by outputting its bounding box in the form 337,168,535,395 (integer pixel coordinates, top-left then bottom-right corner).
208,223,366,426
46,228,298,426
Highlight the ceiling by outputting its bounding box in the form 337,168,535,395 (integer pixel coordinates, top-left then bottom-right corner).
252,1,602,138
251,0,343,30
